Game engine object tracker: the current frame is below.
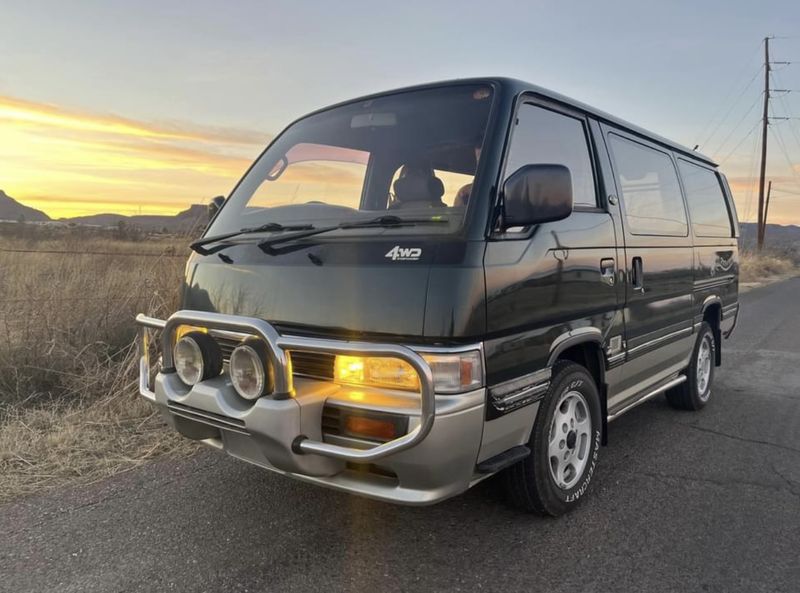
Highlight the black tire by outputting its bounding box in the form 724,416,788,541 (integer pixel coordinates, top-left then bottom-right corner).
665,322,715,411
504,361,602,516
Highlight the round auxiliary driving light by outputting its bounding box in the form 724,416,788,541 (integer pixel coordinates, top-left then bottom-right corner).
173,331,223,386
229,339,273,400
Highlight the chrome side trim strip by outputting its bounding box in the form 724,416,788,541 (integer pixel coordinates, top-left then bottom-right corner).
626,327,693,358
607,375,686,422
693,276,734,290
606,352,626,368
489,368,551,413
723,303,740,339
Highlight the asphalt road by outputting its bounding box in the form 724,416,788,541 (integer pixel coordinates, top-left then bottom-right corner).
2,279,799,593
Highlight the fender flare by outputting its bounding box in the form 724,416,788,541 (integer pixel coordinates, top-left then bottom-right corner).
546,327,603,367
700,295,723,320
700,295,723,365
547,327,608,444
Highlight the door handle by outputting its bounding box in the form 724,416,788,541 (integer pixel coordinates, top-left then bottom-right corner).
631,256,644,293
600,258,616,286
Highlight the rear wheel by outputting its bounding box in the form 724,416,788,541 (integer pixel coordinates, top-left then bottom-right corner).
666,321,715,411
504,361,602,516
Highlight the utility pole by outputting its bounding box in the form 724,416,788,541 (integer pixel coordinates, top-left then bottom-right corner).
762,180,772,242
756,36,771,250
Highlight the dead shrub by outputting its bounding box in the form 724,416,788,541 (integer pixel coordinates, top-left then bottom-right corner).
0,225,198,502
739,250,797,283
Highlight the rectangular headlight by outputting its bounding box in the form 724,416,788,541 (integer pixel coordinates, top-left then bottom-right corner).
334,355,420,391
333,350,483,394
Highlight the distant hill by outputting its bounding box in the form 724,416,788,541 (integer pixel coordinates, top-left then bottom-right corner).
0,189,207,232
63,204,208,233
740,222,800,250
5,188,794,245
0,190,50,222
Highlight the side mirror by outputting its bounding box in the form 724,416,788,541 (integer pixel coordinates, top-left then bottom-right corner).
502,164,573,228
208,195,225,220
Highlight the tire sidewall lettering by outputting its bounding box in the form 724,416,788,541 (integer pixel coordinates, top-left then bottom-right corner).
564,428,601,503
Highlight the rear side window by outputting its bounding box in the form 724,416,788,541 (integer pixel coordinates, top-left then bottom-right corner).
608,134,688,236
678,160,733,237
505,104,597,206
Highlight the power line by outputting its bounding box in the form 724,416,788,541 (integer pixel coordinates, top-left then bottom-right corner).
708,94,762,157
695,42,764,148
718,119,761,165
742,128,762,223
770,115,800,189
697,67,762,150
771,69,800,159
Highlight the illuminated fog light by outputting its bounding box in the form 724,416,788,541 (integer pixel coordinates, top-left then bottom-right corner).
230,340,273,400
173,331,222,386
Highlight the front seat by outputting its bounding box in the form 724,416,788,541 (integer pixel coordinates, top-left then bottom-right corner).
390,164,446,209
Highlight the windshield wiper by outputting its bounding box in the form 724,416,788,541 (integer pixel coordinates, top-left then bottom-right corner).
258,215,449,252
339,214,447,228
190,222,315,255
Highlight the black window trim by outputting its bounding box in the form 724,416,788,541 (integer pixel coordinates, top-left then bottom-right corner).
490,93,604,239
606,130,691,239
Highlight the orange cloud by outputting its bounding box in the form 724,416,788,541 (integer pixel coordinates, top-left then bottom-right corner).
0,94,268,218
0,95,268,145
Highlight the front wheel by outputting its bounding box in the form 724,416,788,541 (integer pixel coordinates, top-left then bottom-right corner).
665,321,715,411
504,361,602,516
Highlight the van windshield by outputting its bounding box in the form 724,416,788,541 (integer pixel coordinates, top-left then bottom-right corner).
207,85,494,238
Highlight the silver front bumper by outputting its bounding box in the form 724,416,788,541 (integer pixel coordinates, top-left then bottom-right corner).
137,310,487,505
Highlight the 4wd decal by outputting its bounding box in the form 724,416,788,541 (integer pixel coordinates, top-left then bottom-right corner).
385,245,422,261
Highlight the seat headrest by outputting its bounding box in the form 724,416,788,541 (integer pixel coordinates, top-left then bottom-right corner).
393,165,445,204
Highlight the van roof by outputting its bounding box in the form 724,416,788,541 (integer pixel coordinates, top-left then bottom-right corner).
312,77,717,168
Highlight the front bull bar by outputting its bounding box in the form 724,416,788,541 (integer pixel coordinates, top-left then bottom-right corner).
136,310,437,463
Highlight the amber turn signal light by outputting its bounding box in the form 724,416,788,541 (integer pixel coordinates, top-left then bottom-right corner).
342,413,406,442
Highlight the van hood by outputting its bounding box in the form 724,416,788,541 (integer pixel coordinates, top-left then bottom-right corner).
182,239,486,340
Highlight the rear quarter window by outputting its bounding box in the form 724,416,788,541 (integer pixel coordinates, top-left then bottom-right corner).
678,160,733,238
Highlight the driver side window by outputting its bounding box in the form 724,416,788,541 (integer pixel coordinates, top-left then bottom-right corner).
504,104,597,207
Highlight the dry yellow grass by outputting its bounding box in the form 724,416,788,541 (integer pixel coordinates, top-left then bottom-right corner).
0,223,199,503
739,250,797,284
0,351,197,502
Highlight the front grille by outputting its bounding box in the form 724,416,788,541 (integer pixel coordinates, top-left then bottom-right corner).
290,351,335,379
214,337,335,380
321,405,343,436
167,401,249,435
215,336,239,361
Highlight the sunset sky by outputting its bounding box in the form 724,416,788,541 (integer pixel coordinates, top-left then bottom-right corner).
1,0,799,223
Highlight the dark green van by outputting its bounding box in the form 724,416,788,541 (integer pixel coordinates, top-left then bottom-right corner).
137,78,739,515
